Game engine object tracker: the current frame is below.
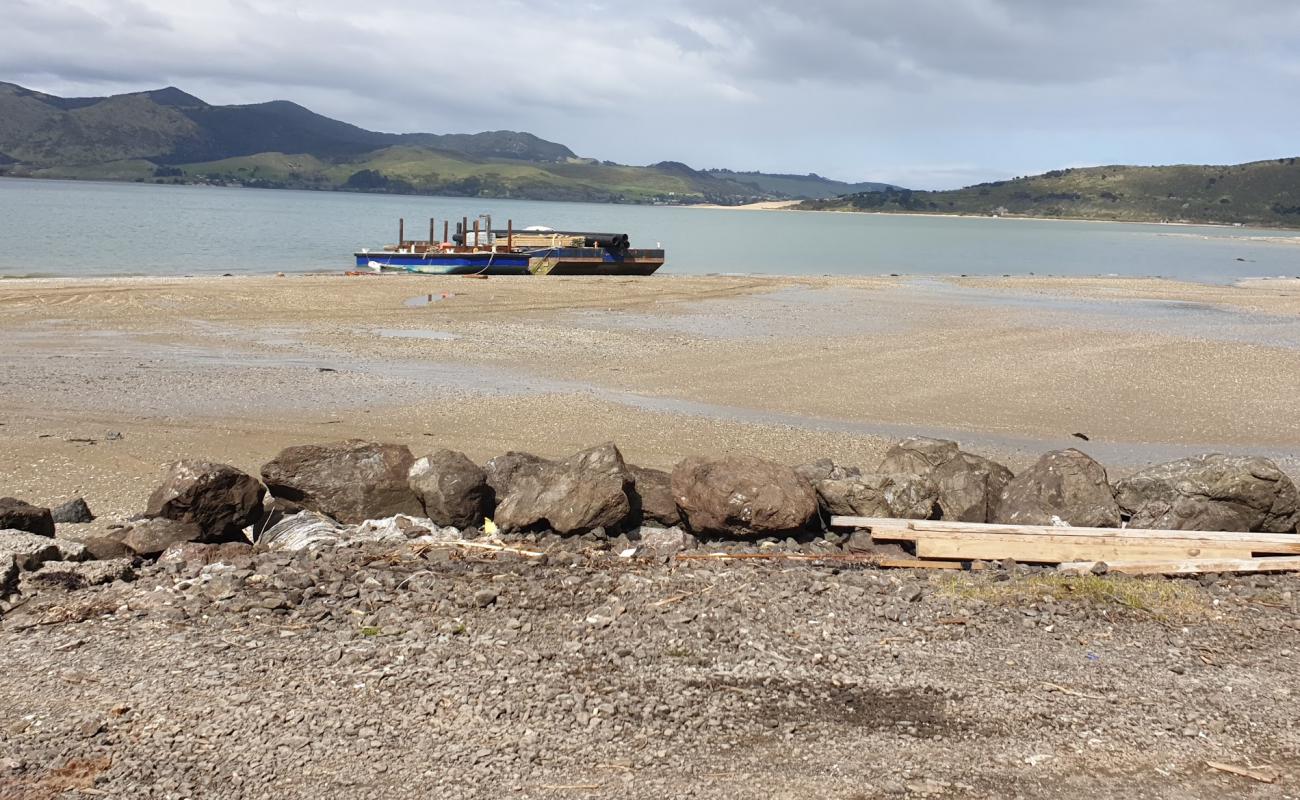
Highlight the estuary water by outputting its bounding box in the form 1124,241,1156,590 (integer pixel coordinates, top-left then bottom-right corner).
1,177,1296,282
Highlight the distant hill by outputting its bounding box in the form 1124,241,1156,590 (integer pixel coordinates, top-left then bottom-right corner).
801,160,1300,227
703,169,895,199
0,81,887,205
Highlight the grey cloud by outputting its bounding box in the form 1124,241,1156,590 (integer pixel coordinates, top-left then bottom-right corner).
1,0,1297,188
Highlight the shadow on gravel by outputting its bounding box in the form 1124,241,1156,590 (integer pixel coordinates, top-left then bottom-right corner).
687,677,961,739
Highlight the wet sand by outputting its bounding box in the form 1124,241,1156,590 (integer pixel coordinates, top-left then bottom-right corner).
1,273,1298,516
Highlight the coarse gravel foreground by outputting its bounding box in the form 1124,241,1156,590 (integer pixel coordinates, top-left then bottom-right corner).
1,539,1298,799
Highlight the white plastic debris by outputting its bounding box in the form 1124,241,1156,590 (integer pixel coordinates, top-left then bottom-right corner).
259,512,347,551
260,512,463,552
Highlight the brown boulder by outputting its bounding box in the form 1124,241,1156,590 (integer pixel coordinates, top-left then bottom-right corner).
55,524,131,560
993,449,1120,528
122,518,205,557
815,473,940,519
877,437,962,476
627,465,682,527
0,497,55,537
260,440,422,524
494,443,633,534
794,458,861,483
1115,454,1300,532
671,455,818,537
146,460,265,540
408,449,492,528
484,451,552,498
933,453,1015,523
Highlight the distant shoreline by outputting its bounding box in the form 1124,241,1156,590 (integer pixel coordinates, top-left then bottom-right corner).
686,200,802,211
782,205,1300,235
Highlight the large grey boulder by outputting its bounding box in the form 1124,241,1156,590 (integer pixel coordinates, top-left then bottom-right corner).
0,530,66,570
0,497,55,537
815,473,940,519
627,465,682,527
408,450,491,528
483,451,552,498
261,440,422,524
876,438,1013,523
1115,454,1300,533
495,443,633,534
146,460,265,541
671,455,818,538
933,453,1015,522
878,437,962,476
993,449,1120,528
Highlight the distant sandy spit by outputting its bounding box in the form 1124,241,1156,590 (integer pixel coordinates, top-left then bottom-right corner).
687,200,802,210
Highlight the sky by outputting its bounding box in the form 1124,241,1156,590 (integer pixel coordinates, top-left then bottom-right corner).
3,0,1299,189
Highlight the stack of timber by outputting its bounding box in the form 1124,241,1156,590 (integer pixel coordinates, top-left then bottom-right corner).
830,516,1300,576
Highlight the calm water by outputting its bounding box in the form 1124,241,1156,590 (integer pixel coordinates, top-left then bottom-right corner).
1,177,1297,282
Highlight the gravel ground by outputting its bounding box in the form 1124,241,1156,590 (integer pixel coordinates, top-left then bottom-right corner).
2,537,1298,799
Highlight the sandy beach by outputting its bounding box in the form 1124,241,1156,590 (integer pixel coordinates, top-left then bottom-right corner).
1,273,1298,517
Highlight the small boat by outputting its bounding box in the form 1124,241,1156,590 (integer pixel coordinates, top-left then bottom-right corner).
354,215,665,276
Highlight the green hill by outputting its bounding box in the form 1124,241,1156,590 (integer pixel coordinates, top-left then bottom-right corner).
0,81,882,205
703,169,895,199
801,160,1300,227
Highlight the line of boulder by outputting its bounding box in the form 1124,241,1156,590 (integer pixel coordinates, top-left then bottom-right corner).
3,437,1298,595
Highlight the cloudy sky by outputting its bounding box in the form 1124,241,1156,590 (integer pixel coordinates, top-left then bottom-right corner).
4,0,1299,188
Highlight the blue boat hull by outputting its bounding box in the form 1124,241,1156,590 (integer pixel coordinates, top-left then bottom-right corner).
354,247,665,276
354,251,530,275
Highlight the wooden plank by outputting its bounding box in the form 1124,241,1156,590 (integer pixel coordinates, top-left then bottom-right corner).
875,557,970,571
830,516,1300,553
915,536,1250,564
1058,556,1300,576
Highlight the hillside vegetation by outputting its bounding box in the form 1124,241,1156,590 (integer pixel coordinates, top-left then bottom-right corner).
0,81,875,204
801,160,1300,228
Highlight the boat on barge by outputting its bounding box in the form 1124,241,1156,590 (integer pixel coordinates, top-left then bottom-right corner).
355,215,665,276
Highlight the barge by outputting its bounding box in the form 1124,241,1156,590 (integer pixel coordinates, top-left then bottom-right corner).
355,215,665,276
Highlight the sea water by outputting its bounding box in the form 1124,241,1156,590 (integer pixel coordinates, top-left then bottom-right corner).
0,177,1296,282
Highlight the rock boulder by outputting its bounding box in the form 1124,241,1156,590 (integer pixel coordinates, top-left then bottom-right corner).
0,530,65,570
50,497,94,525
933,453,1015,523
627,465,681,527
815,473,940,519
794,458,862,483
877,437,962,476
876,438,1013,523
483,451,552,498
122,518,205,557
494,443,633,534
1115,454,1300,532
261,440,422,524
671,455,818,537
993,449,1120,528
408,449,492,528
146,460,265,540
0,498,55,537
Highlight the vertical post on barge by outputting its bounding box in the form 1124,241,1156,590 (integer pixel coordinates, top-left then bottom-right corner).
507,219,513,250
429,218,435,248
398,218,405,248
443,220,449,245
472,219,480,248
